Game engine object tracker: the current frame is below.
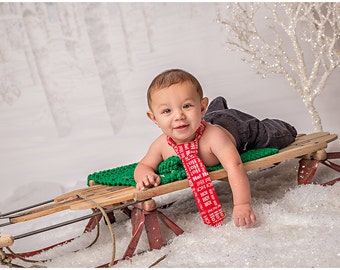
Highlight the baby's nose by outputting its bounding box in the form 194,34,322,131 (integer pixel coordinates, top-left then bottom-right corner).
174,110,185,120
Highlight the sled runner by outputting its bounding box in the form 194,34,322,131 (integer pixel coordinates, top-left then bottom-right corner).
0,131,339,267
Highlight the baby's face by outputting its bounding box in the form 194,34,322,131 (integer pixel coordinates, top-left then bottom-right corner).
147,81,208,144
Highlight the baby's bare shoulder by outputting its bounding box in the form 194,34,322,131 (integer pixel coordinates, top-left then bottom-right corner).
151,133,167,148
204,122,227,136
204,122,236,146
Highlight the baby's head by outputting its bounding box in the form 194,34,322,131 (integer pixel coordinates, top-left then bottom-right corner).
147,69,203,109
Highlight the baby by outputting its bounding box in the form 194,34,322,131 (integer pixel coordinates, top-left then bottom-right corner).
134,69,297,228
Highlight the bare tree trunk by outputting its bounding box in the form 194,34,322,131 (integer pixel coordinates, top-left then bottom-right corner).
35,3,51,39
9,2,40,85
56,3,79,59
83,2,126,134
302,97,323,132
0,4,22,102
117,3,133,69
21,3,71,136
142,3,154,52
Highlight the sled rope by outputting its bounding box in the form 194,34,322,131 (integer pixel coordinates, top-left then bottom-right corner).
88,148,279,186
148,254,167,268
86,214,101,249
4,246,49,268
76,193,116,267
0,248,14,268
0,247,32,268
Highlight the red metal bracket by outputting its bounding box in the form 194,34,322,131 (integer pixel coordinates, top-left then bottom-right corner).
123,199,184,259
298,151,340,186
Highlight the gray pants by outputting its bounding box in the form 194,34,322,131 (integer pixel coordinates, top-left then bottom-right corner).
203,96,297,153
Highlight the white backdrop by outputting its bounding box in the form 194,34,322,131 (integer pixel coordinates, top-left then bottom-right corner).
0,2,339,205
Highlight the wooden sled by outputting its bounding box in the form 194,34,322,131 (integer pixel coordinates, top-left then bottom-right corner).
1,131,339,267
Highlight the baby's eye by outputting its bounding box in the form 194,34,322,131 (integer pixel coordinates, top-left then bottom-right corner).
162,108,171,114
183,103,193,109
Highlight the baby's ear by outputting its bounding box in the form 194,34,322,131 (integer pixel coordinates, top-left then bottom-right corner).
201,97,209,115
146,110,158,125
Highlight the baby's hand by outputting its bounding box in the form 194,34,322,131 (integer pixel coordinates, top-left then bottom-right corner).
136,173,161,190
232,203,256,228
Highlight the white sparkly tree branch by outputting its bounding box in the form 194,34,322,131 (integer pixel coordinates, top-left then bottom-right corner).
218,3,340,131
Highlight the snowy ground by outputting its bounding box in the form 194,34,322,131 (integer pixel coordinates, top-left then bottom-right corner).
1,2,340,268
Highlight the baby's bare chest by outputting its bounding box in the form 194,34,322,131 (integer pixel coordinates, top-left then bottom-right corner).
162,143,220,167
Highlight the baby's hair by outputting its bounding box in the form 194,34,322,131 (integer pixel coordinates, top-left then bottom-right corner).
147,69,203,109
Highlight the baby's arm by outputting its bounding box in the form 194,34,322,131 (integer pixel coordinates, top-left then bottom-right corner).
226,161,256,228
134,138,163,190
209,126,256,228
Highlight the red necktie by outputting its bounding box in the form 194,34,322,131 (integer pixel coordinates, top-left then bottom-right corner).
167,121,225,227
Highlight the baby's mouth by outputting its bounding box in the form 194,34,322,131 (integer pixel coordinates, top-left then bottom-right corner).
174,124,189,130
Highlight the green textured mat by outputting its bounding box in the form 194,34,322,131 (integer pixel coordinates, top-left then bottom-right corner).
87,148,279,187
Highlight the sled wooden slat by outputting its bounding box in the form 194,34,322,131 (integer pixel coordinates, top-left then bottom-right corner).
291,132,329,143
7,132,338,223
10,186,136,223
10,198,82,223
246,134,333,162
55,185,133,203
54,184,121,202
10,185,121,223
70,187,138,210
